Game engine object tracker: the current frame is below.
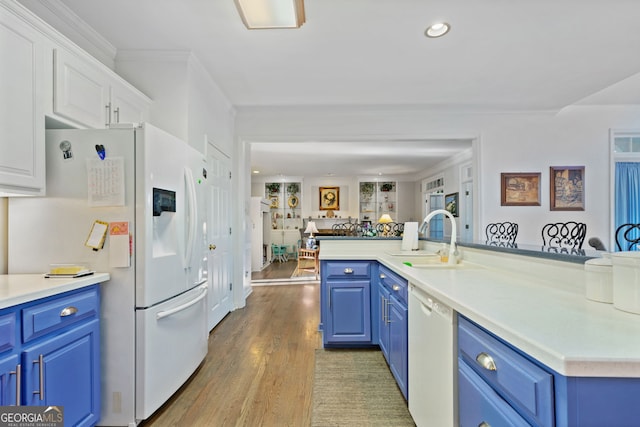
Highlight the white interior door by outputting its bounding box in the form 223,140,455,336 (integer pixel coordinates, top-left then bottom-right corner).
206,143,233,331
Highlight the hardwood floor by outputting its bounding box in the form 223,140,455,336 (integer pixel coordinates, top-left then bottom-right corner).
141,283,322,426
251,260,297,281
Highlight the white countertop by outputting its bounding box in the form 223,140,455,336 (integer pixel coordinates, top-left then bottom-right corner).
319,240,640,378
0,273,110,309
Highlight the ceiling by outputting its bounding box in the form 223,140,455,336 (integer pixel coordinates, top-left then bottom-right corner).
21,0,640,177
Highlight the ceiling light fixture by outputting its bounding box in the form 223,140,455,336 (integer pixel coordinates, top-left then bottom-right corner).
425,22,451,38
234,0,305,29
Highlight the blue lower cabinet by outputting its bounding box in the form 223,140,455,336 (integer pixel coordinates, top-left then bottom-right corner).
22,319,100,426
387,294,407,399
0,285,101,426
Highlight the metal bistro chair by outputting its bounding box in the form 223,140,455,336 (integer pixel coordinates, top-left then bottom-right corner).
541,221,587,252
615,223,640,251
375,222,404,237
485,222,518,247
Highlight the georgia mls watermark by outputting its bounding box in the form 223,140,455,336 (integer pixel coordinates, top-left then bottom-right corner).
0,406,63,427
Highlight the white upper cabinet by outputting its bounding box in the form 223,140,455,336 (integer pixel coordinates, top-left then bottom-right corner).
53,48,150,128
0,3,45,195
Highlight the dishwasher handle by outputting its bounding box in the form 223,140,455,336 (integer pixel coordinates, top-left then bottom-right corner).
410,284,452,321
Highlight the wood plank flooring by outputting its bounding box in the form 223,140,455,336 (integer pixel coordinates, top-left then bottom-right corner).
140,283,322,427
251,260,297,281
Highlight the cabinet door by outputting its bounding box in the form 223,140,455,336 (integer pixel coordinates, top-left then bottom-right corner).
22,319,100,427
0,354,19,406
388,295,408,400
110,80,150,125
53,48,110,129
0,6,45,195
324,280,371,344
377,284,390,358
459,360,530,427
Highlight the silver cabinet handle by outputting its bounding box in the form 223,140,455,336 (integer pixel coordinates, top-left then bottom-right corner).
60,306,78,317
479,422,491,427
475,352,497,371
105,103,111,126
113,107,120,123
379,273,386,279
386,300,392,324
10,364,21,406
33,354,44,400
343,268,353,274
381,295,387,322
392,284,401,292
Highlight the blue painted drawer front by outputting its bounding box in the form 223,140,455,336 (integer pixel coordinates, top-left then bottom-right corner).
0,313,16,354
459,359,530,427
22,287,99,343
458,316,554,427
378,265,407,305
324,261,371,279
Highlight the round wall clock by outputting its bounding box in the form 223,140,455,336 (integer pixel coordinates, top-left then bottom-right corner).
288,195,299,208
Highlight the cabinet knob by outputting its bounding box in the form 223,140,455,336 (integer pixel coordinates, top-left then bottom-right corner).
475,352,497,371
479,422,491,427
344,268,353,274
392,284,401,292
379,273,386,279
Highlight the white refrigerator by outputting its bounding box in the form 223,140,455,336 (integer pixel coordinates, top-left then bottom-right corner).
8,123,209,426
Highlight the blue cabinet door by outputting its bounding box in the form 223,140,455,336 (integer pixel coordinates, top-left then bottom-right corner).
22,319,100,427
324,280,371,344
0,354,19,406
378,284,390,357
459,359,530,427
388,294,408,400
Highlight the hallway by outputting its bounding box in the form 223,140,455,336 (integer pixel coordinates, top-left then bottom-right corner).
141,283,321,426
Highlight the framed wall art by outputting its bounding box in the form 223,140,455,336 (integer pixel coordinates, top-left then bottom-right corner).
550,166,585,211
501,172,541,206
445,192,459,217
319,186,340,210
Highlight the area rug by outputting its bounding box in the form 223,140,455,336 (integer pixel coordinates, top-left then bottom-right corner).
311,349,415,426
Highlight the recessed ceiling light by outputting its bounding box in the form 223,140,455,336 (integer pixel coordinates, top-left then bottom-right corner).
252,170,260,174
425,22,451,38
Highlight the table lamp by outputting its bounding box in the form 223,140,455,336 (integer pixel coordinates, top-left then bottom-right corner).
304,221,319,249
378,214,393,237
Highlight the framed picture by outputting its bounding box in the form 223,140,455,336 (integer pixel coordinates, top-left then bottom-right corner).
550,166,585,211
269,196,279,208
501,172,541,206
319,186,340,210
445,192,459,217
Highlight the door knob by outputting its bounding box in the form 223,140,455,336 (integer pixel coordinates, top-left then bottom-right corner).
209,244,217,251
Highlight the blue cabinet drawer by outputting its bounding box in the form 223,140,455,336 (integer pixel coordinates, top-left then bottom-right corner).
0,313,16,354
22,286,99,343
324,261,371,279
378,265,407,305
459,359,530,427
458,316,554,427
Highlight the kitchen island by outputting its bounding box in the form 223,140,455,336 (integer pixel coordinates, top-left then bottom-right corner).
318,238,640,426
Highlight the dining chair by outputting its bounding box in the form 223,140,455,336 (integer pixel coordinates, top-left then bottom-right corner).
615,223,640,251
485,222,518,247
541,221,587,250
297,248,319,279
271,243,288,263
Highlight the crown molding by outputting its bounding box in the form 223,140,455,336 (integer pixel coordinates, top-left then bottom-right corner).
18,0,116,68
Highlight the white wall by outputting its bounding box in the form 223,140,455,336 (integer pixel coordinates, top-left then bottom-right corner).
236,105,640,248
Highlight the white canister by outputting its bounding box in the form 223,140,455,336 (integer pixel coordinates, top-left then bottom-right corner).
611,251,640,314
584,258,613,303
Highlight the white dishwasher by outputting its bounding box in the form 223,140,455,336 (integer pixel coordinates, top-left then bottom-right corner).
408,283,457,427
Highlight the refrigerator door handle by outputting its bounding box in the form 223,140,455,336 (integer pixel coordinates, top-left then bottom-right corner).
156,284,208,320
183,167,198,269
